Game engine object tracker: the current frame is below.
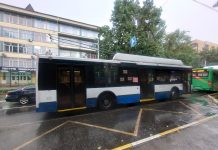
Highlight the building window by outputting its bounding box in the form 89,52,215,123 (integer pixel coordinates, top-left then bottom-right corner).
3,42,18,53
34,19,46,29
0,41,3,52
3,12,18,24
47,21,58,31
12,43,18,53
59,50,71,57
19,16,33,27
19,30,33,41
34,46,46,54
60,24,80,36
46,48,58,56
2,27,19,38
4,42,10,52
34,32,46,42
71,26,80,35
19,44,27,53
81,29,98,38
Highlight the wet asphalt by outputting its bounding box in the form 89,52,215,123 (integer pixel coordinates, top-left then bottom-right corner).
0,93,218,150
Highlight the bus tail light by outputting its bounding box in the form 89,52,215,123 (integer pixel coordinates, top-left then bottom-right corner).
208,81,212,86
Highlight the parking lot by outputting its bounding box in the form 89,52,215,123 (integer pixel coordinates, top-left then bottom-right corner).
0,94,218,150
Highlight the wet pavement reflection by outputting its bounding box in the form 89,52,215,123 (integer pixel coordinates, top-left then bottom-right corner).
0,95,218,150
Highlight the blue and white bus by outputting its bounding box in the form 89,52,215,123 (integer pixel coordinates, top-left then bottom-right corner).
36,53,192,112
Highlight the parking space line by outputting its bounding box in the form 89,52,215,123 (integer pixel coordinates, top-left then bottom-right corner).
71,121,136,136
179,101,202,115
143,107,191,115
133,109,143,136
13,109,143,150
13,121,70,150
112,114,218,150
0,105,35,111
113,144,132,150
0,106,144,129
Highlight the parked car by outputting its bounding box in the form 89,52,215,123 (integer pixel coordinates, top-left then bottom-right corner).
5,86,36,105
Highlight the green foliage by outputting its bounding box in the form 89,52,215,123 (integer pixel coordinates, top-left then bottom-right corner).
200,48,218,66
99,0,165,59
163,29,200,67
99,0,200,68
98,25,114,59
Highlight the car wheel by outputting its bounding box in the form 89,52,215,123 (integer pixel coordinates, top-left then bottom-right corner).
170,88,179,100
19,97,29,105
98,93,115,110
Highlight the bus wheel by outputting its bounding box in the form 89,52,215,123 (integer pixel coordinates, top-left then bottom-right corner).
98,93,115,110
170,88,179,100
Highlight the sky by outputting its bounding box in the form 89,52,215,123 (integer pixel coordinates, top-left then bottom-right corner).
0,0,218,43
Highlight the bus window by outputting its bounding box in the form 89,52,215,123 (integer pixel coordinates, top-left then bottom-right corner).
169,71,181,83
155,70,169,84
94,65,106,87
119,67,138,85
105,65,118,86
38,62,56,90
193,70,208,77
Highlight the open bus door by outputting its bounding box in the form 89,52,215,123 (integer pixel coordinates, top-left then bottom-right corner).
183,71,192,94
139,69,154,101
57,65,86,111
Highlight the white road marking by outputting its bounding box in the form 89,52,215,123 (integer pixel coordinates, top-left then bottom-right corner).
112,114,218,150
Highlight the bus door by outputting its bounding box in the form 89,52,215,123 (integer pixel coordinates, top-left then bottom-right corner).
57,65,86,110
182,71,192,93
139,69,154,100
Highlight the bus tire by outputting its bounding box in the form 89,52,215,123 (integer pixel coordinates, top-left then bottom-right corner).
98,93,115,110
170,87,179,100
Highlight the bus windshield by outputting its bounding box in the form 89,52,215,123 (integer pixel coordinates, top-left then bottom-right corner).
192,70,208,78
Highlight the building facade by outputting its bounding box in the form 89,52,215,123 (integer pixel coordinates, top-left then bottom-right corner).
192,39,218,53
0,3,99,86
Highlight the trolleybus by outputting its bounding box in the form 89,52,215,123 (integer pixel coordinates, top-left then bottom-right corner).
192,66,218,91
36,53,192,112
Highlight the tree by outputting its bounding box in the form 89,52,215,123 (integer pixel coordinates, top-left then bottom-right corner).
163,29,200,67
99,0,165,59
98,25,114,59
200,48,218,66
135,0,165,56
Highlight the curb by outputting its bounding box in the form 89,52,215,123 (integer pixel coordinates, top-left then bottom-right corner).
112,114,218,150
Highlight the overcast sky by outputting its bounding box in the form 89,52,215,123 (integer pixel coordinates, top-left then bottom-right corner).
0,0,218,43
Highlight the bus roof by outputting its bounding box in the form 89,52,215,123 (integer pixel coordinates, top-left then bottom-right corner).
38,53,192,69
203,65,218,70
113,53,184,66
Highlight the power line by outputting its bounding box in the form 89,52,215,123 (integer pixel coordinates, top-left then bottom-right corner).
192,0,218,13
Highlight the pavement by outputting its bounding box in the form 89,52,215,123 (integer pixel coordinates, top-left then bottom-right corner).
0,93,217,150
134,117,218,150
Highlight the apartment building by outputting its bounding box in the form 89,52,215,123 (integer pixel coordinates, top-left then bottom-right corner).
192,39,218,53
0,3,99,86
